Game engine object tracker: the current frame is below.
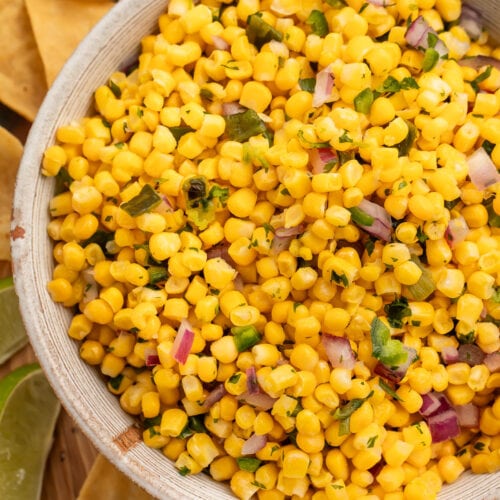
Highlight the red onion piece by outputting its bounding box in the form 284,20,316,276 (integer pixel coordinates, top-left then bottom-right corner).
199,384,227,411
171,319,195,364
459,4,483,41
211,35,229,50
275,225,304,238
405,16,432,49
467,147,500,190
458,344,485,366
309,148,337,174
322,334,356,370
241,433,267,455
238,391,277,411
222,102,245,116
420,391,452,418
405,16,448,59
144,347,160,367
427,408,460,443
445,215,469,248
366,0,391,5
271,224,304,254
484,352,500,373
441,346,459,365
454,403,480,428
357,198,392,242
458,55,500,71
246,366,259,394
374,345,417,383
313,65,335,108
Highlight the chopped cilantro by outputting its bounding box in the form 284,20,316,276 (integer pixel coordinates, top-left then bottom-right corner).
384,296,411,328
178,466,191,476
378,378,403,401
469,66,492,93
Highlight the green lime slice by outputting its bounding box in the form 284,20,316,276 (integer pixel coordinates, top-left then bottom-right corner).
0,277,28,364
0,363,60,500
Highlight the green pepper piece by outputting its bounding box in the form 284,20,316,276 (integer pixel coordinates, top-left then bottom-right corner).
246,13,283,49
232,325,261,352
224,109,267,142
121,184,161,217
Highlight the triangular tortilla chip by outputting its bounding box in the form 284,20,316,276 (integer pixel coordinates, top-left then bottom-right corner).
0,126,23,261
25,0,116,87
77,454,156,500
0,0,48,121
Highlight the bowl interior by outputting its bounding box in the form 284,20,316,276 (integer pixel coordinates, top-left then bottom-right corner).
10,0,499,499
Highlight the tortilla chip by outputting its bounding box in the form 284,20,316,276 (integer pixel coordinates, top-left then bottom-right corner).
0,0,48,121
25,0,116,87
77,454,155,500
0,126,23,261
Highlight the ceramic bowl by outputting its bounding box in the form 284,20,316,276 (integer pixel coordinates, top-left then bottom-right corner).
10,0,500,498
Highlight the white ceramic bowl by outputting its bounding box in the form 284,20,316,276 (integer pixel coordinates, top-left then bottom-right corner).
10,1,500,499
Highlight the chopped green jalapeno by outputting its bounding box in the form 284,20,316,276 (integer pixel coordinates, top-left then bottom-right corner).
246,12,282,49
231,325,261,352
121,184,161,217
224,109,267,142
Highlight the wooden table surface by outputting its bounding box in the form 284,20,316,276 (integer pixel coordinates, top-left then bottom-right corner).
0,105,98,499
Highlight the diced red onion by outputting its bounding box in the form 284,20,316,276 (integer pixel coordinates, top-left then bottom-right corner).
246,366,259,394
233,273,245,292
467,147,500,190
441,345,459,365
458,55,500,71
405,16,432,49
366,0,391,6
459,4,483,41
271,225,304,254
374,345,417,383
445,215,469,248
238,391,277,411
211,35,229,50
241,433,267,455
275,225,304,238
171,319,195,364
199,384,227,411
454,403,480,428
420,391,452,418
484,352,500,373
458,344,485,366
313,65,335,108
322,334,356,370
357,199,392,242
222,102,245,116
309,148,337,174
144,347,160,367
206,243,234,265
427,408,460,443
369,460,385,479
405,16,448,59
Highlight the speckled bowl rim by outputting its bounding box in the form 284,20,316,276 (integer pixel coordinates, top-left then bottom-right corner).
10,0,500,498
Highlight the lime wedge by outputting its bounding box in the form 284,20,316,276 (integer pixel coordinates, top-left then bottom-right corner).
0,277,29,364
0,363,60,500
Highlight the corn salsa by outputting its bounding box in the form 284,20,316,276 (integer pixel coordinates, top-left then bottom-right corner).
42,0,500,498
